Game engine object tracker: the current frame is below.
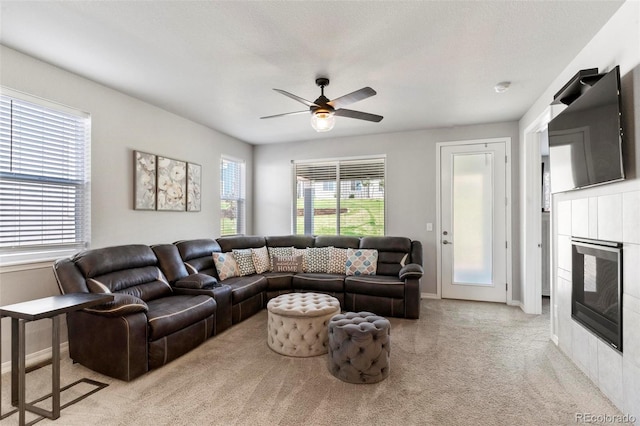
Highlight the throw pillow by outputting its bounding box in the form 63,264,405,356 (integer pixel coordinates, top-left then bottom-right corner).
251,246,270,274
212,252,240,281
232,249,256,276
272,255,304,273
304,246,332,273
268,246,294,271
345,248,378,276
327,247,348,274
293,248,308,272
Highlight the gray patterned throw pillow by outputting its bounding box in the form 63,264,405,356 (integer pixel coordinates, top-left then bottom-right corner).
304,247,332,273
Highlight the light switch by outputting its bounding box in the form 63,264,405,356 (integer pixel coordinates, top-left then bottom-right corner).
426,223,433,231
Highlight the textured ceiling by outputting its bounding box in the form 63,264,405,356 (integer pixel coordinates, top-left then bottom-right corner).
0,1,625,145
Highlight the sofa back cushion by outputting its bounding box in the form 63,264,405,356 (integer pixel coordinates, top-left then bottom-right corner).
314,235,360,249
87,266,172,301
217,235,266,252
152,243,189,283
54,258,90,294
73,245,172,301
266,235,314,249
360,236,412,276
74,244,155,277
175,239,221,278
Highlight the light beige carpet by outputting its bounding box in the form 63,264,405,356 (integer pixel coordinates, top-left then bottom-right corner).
1,299,622,425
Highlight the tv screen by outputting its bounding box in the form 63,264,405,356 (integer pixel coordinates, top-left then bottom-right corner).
548,66,624,193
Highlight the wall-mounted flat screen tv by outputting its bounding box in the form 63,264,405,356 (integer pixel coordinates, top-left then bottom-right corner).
548,66,625,193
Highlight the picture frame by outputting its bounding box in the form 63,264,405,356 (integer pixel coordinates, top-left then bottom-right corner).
157,156,187,211
134,151,157,210
187,162,202,212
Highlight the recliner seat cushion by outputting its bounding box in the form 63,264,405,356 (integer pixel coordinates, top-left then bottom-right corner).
222,275,268,304
292,273,344,293
345,275,405,298
261,272,294,292
146,295,216,340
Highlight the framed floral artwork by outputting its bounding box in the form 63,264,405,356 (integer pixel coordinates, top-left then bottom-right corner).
187,162,202,212
157,156,187,211
134,151,157,210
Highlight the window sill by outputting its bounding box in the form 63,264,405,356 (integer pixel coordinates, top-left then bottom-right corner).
0,249,79,273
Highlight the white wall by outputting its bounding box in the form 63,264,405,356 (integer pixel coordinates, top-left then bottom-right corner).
254,123,521,298
0,46,253,365
519,0,640,417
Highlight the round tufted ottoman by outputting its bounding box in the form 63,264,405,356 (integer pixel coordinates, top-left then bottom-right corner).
267,292,341,357
327,311,391,384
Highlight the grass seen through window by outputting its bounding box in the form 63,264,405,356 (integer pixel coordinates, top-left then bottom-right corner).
296,197,384,236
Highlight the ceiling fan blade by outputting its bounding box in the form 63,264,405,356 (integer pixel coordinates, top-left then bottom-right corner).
260,110,309,119
273,89,317,107
328,87,377,109
334,108,383,122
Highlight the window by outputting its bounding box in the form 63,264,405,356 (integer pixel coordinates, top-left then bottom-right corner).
220,156,245,235
293,157,385,236
0,89,91,264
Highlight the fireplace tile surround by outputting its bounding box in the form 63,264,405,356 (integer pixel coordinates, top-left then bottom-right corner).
554,188,640,418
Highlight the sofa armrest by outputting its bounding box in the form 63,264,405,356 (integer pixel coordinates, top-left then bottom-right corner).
82,293,148,318
399,263,424,281
174,273,219,289
67,310,149,380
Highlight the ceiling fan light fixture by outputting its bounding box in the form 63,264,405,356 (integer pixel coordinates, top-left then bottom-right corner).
311,110,335,132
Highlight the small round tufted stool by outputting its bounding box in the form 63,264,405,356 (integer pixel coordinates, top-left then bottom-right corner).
267,293,341,357
327,311,391,384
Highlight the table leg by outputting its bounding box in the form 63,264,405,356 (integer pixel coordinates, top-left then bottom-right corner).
0,316,2,418
11,318,18,406
18,319,26,426
52,316,60,419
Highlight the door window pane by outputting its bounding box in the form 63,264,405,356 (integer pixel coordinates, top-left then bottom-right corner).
452,153,493,285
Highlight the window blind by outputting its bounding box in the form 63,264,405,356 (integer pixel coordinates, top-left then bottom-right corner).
293,157,385,236
0,92,90,258
220,157,245,235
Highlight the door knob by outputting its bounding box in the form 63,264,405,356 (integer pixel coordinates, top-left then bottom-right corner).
443,240,452,245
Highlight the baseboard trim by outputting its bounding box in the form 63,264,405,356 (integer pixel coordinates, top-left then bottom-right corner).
421,292,439,299
507,300,524,310
1,342,69,375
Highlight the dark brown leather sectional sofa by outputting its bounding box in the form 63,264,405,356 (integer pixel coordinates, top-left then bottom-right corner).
53,234,423,381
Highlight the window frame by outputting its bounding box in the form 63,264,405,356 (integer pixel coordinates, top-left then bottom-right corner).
220,155,246,236
292,156,386,236
0,87,91,267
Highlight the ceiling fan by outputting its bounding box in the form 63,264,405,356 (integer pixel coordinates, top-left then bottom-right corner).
260,78,383,132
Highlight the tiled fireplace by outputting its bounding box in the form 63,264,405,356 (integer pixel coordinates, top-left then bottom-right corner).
554,188,640,417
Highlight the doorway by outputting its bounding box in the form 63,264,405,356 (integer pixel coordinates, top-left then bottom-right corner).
437,138,511,303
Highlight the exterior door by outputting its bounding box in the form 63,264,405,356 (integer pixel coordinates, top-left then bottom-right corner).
440,141,507,303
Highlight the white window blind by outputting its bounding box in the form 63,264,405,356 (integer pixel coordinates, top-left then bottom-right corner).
0,90,91,263
293,157,385,236
220,156,245,235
